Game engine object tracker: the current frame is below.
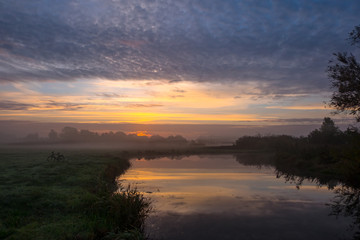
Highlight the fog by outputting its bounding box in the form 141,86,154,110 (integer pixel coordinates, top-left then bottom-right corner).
1,120,351,144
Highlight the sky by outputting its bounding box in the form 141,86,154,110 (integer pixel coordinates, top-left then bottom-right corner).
0,0,360,138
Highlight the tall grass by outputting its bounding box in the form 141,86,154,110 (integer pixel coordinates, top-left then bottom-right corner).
92,186,151,237
0,149,151,240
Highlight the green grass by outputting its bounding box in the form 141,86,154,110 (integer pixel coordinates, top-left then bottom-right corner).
0,148,150,240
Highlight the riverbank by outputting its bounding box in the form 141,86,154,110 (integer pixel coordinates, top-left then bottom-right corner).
0,148,150,240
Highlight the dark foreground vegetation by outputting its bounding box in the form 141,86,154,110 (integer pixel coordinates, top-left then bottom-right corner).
0,149,150,240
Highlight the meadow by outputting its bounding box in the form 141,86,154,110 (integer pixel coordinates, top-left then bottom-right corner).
0,148,150,240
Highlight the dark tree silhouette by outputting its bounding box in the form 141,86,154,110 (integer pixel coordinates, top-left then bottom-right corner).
44,126,189,145
327,25,360,121
308,117,342,144
319,117,340,135
60,126,79,141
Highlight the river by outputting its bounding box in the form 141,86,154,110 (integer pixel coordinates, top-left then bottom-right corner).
118,154,356,240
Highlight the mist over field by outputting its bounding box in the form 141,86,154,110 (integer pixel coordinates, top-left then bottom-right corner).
0,119,356,146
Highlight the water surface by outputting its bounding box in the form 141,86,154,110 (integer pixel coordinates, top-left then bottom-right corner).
119,154,354,240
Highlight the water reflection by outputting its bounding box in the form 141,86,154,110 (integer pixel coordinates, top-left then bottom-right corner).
329,186,360,240
118,154,356,240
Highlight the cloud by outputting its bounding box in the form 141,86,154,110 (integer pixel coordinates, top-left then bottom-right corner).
96,92,127,98
261,118,325,124
236,117,355,124
0,98,85,111
265,105,326,110
125,103,163,108
173,88,187,93
0,0,359,95
0,100,35,110
170,95,185,98
44,101,84,111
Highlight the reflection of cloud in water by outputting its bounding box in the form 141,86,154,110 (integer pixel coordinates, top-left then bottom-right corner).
147,208,352,240
171,202,186,207
167,195,184,200
120,155,354,239
124,169,266,181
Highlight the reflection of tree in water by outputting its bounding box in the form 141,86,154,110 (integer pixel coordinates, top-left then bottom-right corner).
234,152,275,168
271,170,360,239
328,186,360,240
275,170,307,190
235,154,360,238
274,169,340,190
268,169,360,239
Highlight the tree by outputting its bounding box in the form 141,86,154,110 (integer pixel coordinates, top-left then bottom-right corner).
327,25,360,121
60,126,79,142
48,129,58,141
319,117,340,136
308,117,342,144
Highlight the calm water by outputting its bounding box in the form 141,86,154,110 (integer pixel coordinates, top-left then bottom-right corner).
118,154,355,240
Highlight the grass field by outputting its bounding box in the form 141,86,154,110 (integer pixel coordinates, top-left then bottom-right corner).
0,148,150,240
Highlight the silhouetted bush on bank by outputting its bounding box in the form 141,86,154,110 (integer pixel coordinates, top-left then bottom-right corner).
234,118,360,187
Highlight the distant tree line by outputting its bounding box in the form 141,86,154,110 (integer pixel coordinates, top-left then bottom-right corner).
235,117,360,150
21,126,191,145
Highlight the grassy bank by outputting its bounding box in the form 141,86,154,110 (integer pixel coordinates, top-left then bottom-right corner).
0,148,150,240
